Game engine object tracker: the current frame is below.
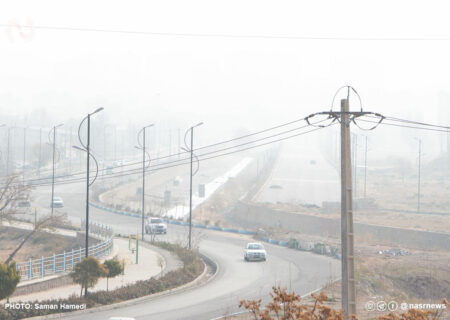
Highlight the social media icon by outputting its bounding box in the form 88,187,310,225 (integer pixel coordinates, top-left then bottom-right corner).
377,301,387,312
388,301,398,311
400,302,408,311
366,301,376,312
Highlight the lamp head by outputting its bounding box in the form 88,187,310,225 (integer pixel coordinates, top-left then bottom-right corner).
91,107,104,115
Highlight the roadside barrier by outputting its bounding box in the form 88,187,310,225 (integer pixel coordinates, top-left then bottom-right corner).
90,202,258,236
89,202,340,259
15,222,114,282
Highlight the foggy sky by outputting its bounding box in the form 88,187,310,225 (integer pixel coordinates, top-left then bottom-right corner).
1,0,450,157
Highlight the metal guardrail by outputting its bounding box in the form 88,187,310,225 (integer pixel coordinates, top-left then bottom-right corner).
15,222,114,281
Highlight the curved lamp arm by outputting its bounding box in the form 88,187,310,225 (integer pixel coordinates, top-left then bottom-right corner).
72,146,100,186
135,146,152,169
181,146,200,176
77,116,88,149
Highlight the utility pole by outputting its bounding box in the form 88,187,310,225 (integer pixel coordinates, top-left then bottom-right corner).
51,124,63,217
23,127,26,185
6,128,10,177
364,136,368,198
188,127,194,250
353,134,357,198
178,128,181,159
305,86,383,319
38,128,42,177
169,128,172,156
69,127,72,173
114,127,117,162
340,98,356,318
142,129,146,240
417,139,422,213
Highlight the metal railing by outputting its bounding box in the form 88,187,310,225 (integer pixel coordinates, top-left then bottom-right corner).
15,222,114,281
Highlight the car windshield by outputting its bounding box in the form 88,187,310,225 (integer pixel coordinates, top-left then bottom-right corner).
151,218,162,224
248,244,263,250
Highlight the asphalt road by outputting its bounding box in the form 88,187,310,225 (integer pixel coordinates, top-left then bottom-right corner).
254,137,340,206
62,228,339,320
30,161,340,320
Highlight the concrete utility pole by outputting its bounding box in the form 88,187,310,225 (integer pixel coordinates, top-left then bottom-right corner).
353,134,357,198
364,136,368,198
305,86,383,319
340,98,356,318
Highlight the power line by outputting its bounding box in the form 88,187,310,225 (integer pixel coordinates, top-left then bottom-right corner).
365,114,450,130
12,116,319,186
23,124,330,187
357,118,450,133
3,24,450,41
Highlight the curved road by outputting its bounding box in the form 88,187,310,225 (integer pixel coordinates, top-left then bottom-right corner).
31,177,340,320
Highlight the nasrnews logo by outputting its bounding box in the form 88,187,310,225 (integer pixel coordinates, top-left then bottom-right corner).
365,300,447,312
3,303,86,310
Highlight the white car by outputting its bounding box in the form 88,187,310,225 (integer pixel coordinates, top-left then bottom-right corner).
145,217,167,234
51,197,64,208
244,242,267,261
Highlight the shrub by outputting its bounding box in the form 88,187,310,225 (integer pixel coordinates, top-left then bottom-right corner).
1,243,204,320
0,262,21,300
239,287,449,320
70,257,108,297
103,258,124,291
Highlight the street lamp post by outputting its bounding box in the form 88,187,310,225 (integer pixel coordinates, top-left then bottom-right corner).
73,107,103,297
184,122,203,250
50,124,63,217
137,124,154,241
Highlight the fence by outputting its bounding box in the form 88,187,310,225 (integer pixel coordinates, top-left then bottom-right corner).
15,222,114,282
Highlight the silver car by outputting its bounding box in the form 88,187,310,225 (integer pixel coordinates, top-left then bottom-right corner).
244,242,267,261
51,196,64,208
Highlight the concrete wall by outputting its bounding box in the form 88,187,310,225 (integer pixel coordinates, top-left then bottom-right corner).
228,201,450,251
13,275,74,297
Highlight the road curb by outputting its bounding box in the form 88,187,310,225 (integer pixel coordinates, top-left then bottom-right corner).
26,250,218,319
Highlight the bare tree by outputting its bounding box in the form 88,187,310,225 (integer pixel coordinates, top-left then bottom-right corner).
0,175,33,222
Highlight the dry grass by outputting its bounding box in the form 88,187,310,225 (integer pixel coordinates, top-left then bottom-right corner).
0,226,81,262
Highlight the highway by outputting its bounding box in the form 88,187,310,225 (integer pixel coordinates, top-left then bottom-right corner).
29,158,340,320
254,136,340,206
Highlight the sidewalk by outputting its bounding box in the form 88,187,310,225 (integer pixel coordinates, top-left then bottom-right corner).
10,238,164,302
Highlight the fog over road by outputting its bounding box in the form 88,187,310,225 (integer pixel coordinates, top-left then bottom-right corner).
254,137,340,207
30,160,340,320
